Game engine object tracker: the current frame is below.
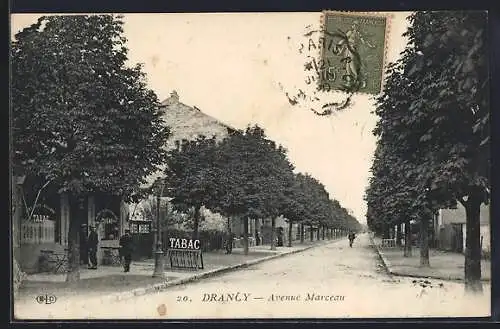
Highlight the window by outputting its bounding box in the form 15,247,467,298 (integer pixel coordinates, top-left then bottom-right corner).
138,223,150,233
101,215,119,240
130,223,139,234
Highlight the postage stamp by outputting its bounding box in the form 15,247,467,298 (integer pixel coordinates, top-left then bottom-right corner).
319,11,390,95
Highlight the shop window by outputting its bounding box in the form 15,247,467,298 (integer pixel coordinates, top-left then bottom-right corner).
138,223,150,233
96,209,119,240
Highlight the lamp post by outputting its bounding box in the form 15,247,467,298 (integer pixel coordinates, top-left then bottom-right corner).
152,178,166,278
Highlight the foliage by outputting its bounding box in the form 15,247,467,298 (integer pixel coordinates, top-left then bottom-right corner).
11,15,170,201
208,126,296,221
164,136,220,213
366,11,489,290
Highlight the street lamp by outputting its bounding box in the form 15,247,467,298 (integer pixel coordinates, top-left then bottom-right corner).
152,178,166,278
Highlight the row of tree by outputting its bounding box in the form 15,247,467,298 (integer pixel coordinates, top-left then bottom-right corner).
161,126,361,255
364,11,489,294
11,14,360,282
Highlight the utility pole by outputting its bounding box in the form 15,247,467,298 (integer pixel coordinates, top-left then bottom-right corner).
153,178,165,278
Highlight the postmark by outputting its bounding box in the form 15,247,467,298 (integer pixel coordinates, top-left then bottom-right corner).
318,11,390,95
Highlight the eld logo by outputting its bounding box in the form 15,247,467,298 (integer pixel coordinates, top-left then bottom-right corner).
35,294,57,304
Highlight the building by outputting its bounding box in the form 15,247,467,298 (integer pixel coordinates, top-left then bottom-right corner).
13,174,130,273
12,91,236,273
437,203,490,256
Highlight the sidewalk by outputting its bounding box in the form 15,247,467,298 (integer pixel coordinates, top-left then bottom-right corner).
370,236,491,282
16,237,342,305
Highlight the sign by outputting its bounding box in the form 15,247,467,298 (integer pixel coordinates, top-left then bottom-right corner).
169,238,200,250
167,238,203,270
130,222,151,234
30,204,55,222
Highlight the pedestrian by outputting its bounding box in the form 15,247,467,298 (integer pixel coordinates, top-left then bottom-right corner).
87,225,99,269
348,231,356,248
119,229,133,272
80,224,89,266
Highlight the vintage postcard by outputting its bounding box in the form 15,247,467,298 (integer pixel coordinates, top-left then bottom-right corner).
11,11,491,320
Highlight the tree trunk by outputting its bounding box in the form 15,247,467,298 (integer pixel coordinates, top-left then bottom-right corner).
464,196,483,294
13,256,26,298
300,223,304,243
309,225,313,241
225,216,233,254
192,206,201,240
322,226,325,240
66,195,84,283
383,225,390,239
270,217,277,251
419,215,430,267
404,221,412,257
396,223,402,247
316,227,320,240
243,217,249,255
288,221,293,247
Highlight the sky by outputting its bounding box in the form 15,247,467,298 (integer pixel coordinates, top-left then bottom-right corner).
11,12,412,224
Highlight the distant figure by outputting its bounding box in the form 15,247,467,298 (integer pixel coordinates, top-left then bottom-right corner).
80,224,89,266
119,229,134,272
87,225,99,269
348,231,356,248
225,232,234,254
255,231,261,246
277,228,284,247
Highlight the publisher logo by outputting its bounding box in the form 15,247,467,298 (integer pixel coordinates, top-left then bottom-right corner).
35,294,57,304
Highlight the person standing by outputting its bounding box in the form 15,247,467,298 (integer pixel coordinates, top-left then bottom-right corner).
87,225,99,269
80,224,89,266
348,231,356,248
119,229,133,272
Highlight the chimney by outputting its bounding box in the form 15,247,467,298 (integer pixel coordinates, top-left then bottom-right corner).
169,90,179,103
162,90,180,107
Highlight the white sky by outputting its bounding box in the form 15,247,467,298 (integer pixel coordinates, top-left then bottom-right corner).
11,12,411,224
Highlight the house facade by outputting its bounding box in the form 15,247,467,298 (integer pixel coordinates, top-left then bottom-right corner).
13,177,129,273
437,203,490,256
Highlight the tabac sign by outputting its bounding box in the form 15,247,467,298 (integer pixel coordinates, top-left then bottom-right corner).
30,204,56,222
167,238,204,270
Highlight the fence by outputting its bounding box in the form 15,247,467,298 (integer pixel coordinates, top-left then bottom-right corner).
380,238,397,248
21,220,55,244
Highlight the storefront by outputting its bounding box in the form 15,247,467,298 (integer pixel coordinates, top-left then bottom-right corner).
14,177,130,272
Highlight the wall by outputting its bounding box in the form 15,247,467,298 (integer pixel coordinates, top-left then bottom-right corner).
440,203,490,225
438,203,490,255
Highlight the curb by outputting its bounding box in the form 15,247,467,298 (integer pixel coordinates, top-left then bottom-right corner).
104,237,346,304
369,236,491,283
369,235,394,278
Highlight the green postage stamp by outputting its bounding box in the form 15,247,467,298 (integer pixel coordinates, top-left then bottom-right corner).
320,11,389,95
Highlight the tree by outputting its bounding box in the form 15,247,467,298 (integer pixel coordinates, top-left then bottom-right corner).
280,173,309,247
11,15,169,282
368,11,489,292
207,126,295,254
164,136,219,240
404,11,489,293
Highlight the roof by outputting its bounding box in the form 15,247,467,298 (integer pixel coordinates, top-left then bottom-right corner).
141,91,238,188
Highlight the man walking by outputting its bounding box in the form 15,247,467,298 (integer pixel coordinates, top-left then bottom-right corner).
119,229,133,272
87,225,99,269
348,231,356,248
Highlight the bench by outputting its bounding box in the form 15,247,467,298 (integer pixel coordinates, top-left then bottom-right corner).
39,249,68,273
167,249,204,270
101,246,122,266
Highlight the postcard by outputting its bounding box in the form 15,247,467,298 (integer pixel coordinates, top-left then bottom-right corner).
11,11,491,319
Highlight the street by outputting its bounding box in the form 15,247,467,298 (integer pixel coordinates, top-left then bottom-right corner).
15,234,490,319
